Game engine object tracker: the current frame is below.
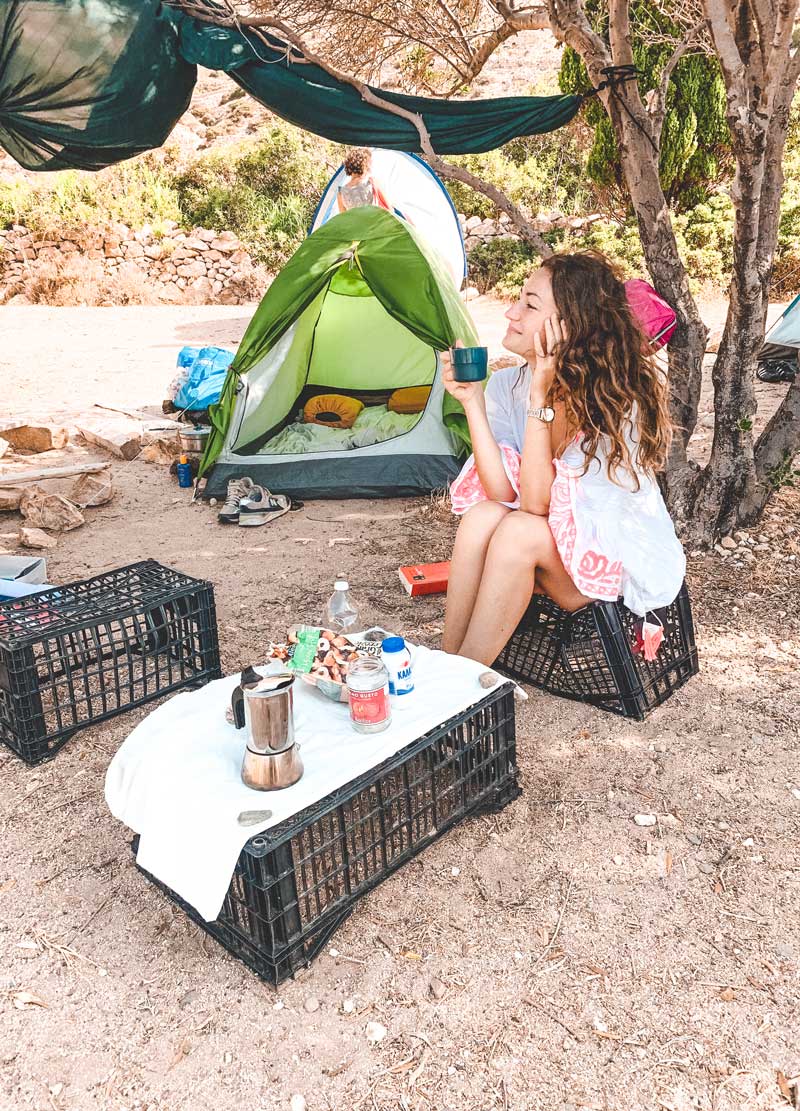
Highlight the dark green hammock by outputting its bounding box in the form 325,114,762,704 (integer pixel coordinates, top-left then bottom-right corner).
0,0,584,171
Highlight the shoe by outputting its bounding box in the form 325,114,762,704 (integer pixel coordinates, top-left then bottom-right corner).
218,476,255,524
238,485,292,527
757,358,797,384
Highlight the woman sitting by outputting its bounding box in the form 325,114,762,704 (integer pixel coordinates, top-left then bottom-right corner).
442,250,686,667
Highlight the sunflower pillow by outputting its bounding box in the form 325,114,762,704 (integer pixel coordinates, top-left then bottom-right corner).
303,394,364,429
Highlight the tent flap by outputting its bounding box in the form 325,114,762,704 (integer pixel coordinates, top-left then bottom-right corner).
0,0,195,171
170,7,583,156
0,0,583,172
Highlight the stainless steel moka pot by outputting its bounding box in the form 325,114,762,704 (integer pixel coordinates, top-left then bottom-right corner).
231,668,303,791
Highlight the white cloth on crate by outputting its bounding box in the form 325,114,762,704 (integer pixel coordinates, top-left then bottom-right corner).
468,363,686,617
104,646,509,923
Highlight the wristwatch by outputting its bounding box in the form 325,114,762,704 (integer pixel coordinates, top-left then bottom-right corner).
527,405,555,423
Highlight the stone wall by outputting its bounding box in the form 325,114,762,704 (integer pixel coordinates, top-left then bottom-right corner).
0,222,265,305
0,211,605,305
459,211,603,251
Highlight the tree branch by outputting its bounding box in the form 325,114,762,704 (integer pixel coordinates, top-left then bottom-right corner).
701,0,750,133
648,20,706,144
422,157,555,257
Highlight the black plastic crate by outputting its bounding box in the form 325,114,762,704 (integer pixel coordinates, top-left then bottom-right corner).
0,560,221,765
135,684,519,985
494,583,698,720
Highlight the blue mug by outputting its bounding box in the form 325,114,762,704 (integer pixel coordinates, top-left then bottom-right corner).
451,345,489,382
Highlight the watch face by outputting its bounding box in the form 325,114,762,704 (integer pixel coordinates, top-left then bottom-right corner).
542,407,555,422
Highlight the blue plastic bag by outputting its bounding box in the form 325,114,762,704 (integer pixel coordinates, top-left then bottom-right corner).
174,346,234,411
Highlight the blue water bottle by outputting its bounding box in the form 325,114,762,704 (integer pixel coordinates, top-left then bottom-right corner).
177,454,193,489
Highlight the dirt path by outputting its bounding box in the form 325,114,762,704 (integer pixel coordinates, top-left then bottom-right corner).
1,302,799,1111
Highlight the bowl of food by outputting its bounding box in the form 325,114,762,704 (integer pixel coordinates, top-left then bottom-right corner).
267,626,390,702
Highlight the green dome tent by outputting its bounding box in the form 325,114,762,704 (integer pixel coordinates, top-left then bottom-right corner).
200,206,479,500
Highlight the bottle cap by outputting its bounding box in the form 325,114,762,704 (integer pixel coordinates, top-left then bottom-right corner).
381,636,404,652
179,454,188,464
334,579,349,591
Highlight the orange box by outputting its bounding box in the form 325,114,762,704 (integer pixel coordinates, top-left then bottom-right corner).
398,561,450,597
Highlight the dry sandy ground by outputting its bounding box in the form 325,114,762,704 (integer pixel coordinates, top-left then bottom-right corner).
1,302,799,1111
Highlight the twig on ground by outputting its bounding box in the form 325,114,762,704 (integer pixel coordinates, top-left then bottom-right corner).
531,874,574,969
66,893,114,945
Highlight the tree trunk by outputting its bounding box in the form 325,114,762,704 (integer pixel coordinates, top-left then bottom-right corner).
682,134,767,541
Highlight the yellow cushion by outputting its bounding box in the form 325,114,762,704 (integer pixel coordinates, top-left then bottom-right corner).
387,386,431,415
303,394,364,429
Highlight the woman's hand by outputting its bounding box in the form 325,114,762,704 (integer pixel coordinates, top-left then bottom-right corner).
530,315,566,405
440,342,484,409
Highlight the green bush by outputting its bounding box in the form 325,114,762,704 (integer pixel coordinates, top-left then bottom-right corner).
467,238,536,296
172,125,330,267
444,124,601,222
559,2,731,209
0,159,182,236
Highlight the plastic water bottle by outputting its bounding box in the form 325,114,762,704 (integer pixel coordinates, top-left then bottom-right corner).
381,637,415,707
176,454,193,488
326,579,358,633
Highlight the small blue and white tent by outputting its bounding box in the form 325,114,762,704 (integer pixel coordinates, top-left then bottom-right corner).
761,293,800,361
310,149,467,288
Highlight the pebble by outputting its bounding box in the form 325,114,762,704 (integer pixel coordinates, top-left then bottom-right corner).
430,977,447,1000
342,998,355,1014
365,1020,388,1045
697,862,715,874
791,788,800,801
223,1051,233,1065
451,866,461,877
178,989,198,1009
612,854,624,865
209,497,218,507
633,814,657,827
720,536,737,550
303,996,320,1013
290,1097,307,1111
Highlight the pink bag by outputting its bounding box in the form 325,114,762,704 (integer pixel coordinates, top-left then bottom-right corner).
625,278,677,349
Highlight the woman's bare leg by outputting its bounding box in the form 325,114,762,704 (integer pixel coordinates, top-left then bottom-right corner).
458,510,591,665
443,501,511,653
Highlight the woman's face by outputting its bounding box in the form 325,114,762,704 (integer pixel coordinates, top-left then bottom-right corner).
502,267,558,360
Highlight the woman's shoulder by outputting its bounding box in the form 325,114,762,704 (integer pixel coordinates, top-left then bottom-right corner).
486,363,528,399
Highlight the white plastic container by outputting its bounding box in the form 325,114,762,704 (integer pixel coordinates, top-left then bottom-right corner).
380,636,415,708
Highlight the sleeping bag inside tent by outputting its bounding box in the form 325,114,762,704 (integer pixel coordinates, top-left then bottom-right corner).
200,207,479,500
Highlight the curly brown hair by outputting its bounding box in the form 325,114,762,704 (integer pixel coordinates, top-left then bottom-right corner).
541,251,673,487
343,147,372,176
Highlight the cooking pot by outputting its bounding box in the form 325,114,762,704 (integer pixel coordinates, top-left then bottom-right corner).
178,426,210,453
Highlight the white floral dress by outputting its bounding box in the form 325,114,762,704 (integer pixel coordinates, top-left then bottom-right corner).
449,364,686,618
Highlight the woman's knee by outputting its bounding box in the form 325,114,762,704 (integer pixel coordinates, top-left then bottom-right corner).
491,510,556,562
457,499,512,542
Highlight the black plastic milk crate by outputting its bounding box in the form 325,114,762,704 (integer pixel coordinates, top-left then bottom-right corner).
494,583,698,720
0,560,221,765
135,683,519,986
